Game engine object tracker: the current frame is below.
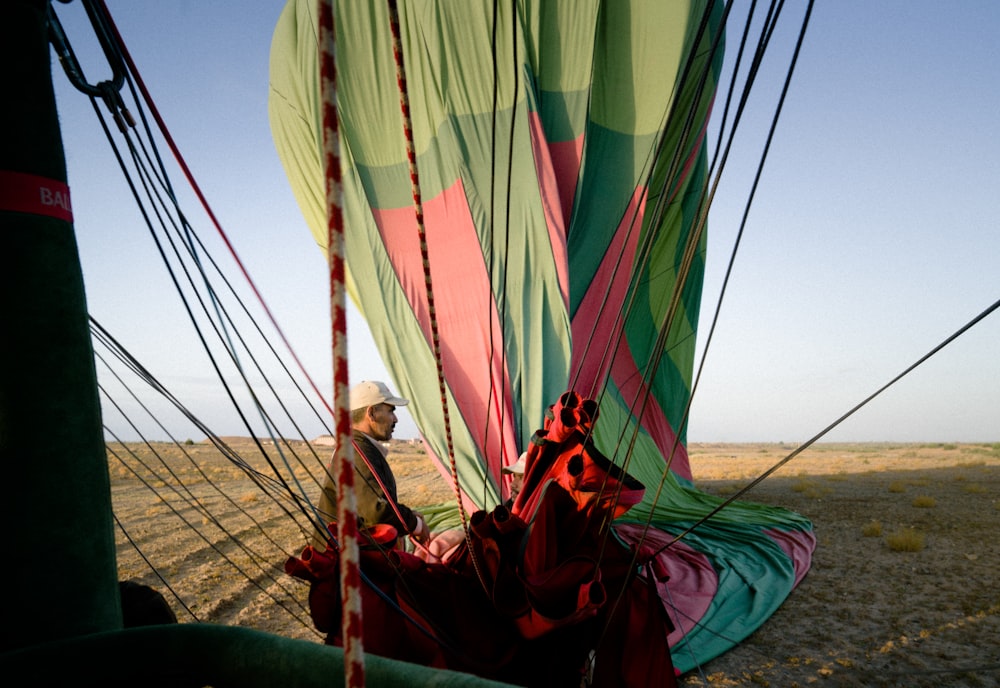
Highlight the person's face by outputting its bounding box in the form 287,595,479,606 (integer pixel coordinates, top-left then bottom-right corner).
367,403,398,441
510,473,523,498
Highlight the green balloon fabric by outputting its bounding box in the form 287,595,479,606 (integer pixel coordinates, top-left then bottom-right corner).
269,0,815,673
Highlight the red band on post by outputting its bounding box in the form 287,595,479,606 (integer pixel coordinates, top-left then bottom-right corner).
0,170,73,222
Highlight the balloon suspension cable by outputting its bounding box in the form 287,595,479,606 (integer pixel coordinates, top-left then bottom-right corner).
52,0,332,525
577,0,728,572
319,1,366,684
592,2,808,652
640,0,817,559
488,0,520,491
88,0,336,428
656,292,1000,559
386,0,488,592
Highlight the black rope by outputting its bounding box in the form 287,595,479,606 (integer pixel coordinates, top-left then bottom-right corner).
105,439,317,632
635,0,812,540
113,513,199,622
651,293,1000,558
91,320,321,536
65,8,338,540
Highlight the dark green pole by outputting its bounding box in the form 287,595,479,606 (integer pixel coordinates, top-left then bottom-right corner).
0,0,120,651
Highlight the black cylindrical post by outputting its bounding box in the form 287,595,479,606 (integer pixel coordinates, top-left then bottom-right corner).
0,0,121,651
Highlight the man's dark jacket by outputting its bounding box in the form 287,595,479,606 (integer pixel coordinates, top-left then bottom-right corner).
312,430,418,548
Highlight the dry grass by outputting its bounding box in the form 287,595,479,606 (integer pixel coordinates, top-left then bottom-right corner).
107,440,1000,687
683,442,1000,687
861,520,882,537
885,527,926,552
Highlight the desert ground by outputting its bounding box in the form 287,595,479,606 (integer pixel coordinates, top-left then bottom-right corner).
108,440,1000,687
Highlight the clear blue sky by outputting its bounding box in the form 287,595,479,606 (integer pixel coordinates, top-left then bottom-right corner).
50,1,999,444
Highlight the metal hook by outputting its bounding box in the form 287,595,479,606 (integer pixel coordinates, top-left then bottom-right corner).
48,0,125,99
48,0,135,130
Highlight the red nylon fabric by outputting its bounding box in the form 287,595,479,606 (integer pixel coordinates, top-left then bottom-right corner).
286,392,677,687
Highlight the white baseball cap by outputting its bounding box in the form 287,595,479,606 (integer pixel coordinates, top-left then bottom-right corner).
350,380,410,411
502,452,527,475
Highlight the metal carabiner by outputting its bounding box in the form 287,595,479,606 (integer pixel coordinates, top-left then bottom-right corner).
48,0,134,130
48,0,125,98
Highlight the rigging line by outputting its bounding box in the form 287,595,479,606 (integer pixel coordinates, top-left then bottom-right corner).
482,0,520,501
635,0,768,343
601,0,757,478
592,1,809,648
601,5,727,462
658,293,1000,557
118,144,320,520
91,322,259,481
98,384,313,566
94,383,323,562
633,0,763,296
571,62,724,555
104,430,314,615
117,114,332,536
91,320,323,538
73,81,283,458
317,6,366,681
386,0,488,595
104,436,316,628
92,4,333,478
99,380,240,523
484,0,501,508
479,0,511,509
102,119,329,524
589,0,772,423
604,0,783,497
93,361,317,548
708,0,758,158
136,173,312,507
624,0,814,565
540,8,796,624
94,0,335,424
109,42,333,443
562,0,609,389
481,0,506,508
588,220,712,654
113,513,199,623
98,366,316,536
94,293,326,509
568,0,727,403
601,0,794,517
619,0,792,492
103,113,331,514
527,4,731,626
149,193,334,439
96,367,284,511
494,0,519,476
571,0,732,555
645,0,804,501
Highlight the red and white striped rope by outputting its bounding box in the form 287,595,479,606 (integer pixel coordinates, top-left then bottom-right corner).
319,1,365,685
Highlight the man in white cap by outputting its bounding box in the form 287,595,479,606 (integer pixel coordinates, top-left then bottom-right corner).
501,452,527,507
313,380,429,549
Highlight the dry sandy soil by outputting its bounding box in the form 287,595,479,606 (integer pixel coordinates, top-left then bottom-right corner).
108,440,1000,687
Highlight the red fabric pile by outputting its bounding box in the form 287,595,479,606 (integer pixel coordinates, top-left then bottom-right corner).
286,392,677,687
